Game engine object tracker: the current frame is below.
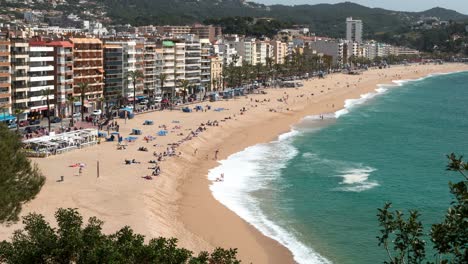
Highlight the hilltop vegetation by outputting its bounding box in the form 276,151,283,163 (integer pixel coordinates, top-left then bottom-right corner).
1,0,467,54
99,1,468,38
3,0,467,38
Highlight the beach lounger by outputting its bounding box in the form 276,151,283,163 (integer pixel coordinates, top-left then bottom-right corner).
132,129,142,135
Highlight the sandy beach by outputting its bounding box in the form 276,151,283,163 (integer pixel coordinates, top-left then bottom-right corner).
1,63,467,263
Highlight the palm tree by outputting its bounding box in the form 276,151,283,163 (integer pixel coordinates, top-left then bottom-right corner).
211,78,218,92
13,108,24,133
115,94,124,108
178,79,190,104
97,97,106,116
66,94,76,127
158,73,168,98
254,63,263,82
41,88,53,132
221,68,228,91
265,57,274,82
76,83,91,122
127,70,144,111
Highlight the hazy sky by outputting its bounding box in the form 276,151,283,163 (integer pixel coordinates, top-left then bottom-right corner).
254,0,468,15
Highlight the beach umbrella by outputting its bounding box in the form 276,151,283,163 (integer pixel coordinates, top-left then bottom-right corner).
79,163,86,168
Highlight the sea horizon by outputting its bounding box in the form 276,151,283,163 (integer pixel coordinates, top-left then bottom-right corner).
208,70,468,263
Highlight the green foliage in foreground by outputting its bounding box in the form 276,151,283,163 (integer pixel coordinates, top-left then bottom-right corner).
0,208,241,264
0,124,45,223
377,154,468,264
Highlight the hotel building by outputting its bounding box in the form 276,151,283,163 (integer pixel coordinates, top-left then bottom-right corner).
103,44,124,102
0,36,11,116
70,38,104,112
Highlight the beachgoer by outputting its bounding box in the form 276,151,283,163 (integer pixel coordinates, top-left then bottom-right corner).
194,148,198,155
214,149,219,160
78,167,82,175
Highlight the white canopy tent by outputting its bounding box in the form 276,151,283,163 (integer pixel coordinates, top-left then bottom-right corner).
23,129,98,157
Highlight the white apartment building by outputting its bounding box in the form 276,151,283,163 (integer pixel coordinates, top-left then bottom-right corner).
11,39,55,120
346,17,363,44
105,40,139,98
200,39,212,89
215,41,241,66
227,37,256,66
0,38,11,115
270,40,288,64
160,40,176,96
243,38,257,65
255,41,267,65
184,40,202,91
159,39,202,96
28,44,55,118
143,42,158,97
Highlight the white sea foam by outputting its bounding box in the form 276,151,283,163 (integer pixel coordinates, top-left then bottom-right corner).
303,112,336,121
208,130,332,264
278,129,300,141
336,167,379,192
334,87,388,118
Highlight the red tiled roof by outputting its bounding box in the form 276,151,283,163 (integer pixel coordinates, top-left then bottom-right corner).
46,41,73,48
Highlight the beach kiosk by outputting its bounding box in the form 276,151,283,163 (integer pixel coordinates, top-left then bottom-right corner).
234,88,245,96
119,107,134,119
222,89,234,99
209,93,219,102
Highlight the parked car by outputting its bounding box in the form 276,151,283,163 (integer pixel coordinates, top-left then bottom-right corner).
29,119,40,125
8,123,17,129
24,125,41,134
19,120,29,127
188,94,197,101
50,116,62,123
72,112,81,118
92,109,102,116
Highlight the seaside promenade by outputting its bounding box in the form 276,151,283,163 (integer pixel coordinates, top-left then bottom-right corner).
1,63,467,264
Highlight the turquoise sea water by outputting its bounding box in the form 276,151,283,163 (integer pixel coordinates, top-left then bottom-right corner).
208,71,468,264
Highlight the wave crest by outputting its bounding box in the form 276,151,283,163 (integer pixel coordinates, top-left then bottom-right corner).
208,131,331,264
336,167,379,192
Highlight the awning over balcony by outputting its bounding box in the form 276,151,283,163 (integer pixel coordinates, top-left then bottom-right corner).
0,114,15,122
163,41,175,47
74,102,91,108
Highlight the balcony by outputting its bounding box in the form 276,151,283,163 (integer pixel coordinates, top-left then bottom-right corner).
30,56,54,62
12,72,27,77
30,94,54,102
29,65,54,72
12,51,28,55
30,85,54,92
30,75,54,82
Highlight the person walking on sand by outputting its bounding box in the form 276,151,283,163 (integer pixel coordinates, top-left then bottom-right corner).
194,148,198,155
214,149,219,160
78,167,82,176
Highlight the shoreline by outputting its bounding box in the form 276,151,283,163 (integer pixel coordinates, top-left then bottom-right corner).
176,65,468,263
1,64,467,264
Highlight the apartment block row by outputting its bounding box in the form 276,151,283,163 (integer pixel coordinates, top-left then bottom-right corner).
0,34,233,122
222,35,290,66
